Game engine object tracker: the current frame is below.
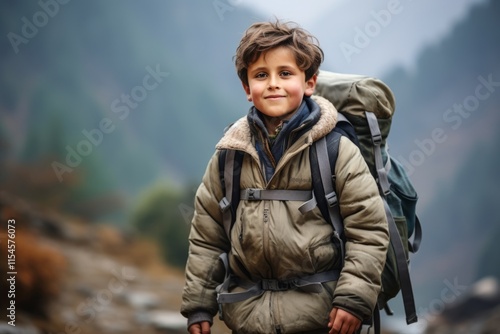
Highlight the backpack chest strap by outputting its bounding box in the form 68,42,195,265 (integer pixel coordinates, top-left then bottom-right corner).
240,188,313,201
216,251,341,306
240,188,322,215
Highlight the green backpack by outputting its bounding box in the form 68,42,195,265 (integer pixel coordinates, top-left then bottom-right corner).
314,71,422,324
216,70,422,331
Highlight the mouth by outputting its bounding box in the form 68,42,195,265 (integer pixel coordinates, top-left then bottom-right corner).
265,95,285,99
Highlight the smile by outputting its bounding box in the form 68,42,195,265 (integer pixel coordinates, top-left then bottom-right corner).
265,95,285,99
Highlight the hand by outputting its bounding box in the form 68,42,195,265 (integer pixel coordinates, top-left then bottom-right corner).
188,321,211,334
328,307,361,334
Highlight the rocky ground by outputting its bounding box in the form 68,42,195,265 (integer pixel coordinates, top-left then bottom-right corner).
423,277,500,334
6,191,500,334
0,192,230,334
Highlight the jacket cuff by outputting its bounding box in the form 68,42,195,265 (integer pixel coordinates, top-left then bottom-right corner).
187,311,214,328
332,296,370,321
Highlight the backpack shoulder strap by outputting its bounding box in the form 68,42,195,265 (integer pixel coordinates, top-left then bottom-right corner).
364,112,418,325
310,116,359,236
335,112,360,146
218,149,244,240
365,111,391,195
310,130,346,260
384,199,418,324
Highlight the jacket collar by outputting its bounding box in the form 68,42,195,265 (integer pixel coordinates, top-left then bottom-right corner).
216,95,338,155
247,96,316,144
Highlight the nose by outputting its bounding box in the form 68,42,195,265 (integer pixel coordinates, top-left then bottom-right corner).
268,74,279,89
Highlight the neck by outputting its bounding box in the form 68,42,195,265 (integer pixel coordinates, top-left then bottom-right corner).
263,109,296,135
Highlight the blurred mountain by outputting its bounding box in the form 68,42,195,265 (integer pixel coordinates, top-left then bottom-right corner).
311,0,486,77
0,1,262,219
380,0,500,318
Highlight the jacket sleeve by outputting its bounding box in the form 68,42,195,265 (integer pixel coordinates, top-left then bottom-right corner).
331,136,389,320
180,151,229,324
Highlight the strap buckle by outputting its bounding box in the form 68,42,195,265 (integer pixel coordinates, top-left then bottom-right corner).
261,279,290,291
245,188,261,200
372,132,382,145
325,191,338,207
219,197,231,212
381,184,391,197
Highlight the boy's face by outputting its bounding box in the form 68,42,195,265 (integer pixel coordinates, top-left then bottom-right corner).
243,46,317,119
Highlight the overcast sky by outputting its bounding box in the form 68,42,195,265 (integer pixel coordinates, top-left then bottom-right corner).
237,0,343,24
236,0,486,76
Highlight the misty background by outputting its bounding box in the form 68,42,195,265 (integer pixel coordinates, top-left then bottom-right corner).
1,0,499,332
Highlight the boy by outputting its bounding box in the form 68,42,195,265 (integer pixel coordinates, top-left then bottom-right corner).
181,20,389,334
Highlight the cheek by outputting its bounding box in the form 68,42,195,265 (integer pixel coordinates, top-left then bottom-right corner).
287,83,307,99
249,83,265,98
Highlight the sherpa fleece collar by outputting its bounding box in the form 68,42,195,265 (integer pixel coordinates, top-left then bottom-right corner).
216,95,338,156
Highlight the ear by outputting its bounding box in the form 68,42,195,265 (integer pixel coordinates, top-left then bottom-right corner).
242,82,252,101
304,74,317,97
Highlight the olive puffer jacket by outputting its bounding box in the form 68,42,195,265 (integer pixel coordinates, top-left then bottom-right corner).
181,96,389,333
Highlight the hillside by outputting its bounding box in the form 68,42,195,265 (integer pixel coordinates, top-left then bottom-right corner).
2,0,497,225
381,0,500,315
0,1,263,220
311,0,486,77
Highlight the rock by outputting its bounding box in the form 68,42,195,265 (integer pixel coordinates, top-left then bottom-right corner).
439,276,500,323
126,291,161,310
424,276,500,334
139,310,185,330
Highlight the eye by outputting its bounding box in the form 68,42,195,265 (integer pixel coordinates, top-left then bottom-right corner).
255,72,267,79
280,71,292,77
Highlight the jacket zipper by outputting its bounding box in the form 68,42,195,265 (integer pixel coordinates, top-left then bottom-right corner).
262,201,273,275
260,131,277,168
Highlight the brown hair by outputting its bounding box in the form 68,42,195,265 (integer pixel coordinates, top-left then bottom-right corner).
235,20,324,86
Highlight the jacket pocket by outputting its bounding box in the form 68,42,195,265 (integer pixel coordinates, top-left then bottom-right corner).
308,236,339,273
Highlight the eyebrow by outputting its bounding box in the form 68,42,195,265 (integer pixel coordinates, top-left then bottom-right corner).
248,65,297,73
